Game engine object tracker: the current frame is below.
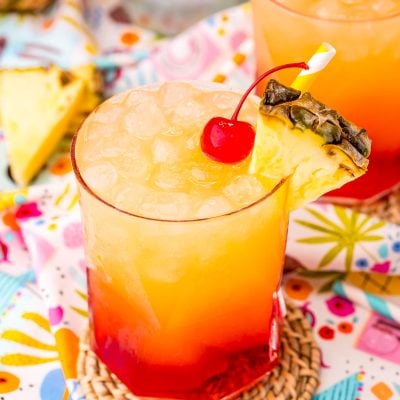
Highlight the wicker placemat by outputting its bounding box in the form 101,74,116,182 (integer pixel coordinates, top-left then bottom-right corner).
77,302,320,400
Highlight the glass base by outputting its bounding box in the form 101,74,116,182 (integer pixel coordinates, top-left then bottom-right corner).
324,155,400,204
91,291,284,399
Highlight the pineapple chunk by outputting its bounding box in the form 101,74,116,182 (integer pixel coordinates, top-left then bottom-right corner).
250,80,371,210
65,65,103,136
0,66,85,186
0,0,54,12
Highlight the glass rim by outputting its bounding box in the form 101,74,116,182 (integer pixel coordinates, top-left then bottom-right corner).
266,0,400,23
71,132,288,224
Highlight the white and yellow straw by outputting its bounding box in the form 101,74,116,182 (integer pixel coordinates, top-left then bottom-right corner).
291,42,336,91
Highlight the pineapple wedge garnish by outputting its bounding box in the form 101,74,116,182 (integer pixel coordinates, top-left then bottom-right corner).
250,80,371,210
0,66,90,186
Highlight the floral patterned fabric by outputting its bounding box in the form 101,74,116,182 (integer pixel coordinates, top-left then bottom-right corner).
0,1,399,400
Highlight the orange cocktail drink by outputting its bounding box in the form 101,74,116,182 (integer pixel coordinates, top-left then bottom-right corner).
72,82,289,399
251,0,400,200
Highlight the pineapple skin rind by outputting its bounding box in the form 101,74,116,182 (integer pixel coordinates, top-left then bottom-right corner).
250,79,372,210
260,79,371,169
252,115,366,210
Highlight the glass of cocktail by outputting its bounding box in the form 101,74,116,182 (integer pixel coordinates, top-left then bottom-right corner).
72,65,372,397
251,0,400,202
71,82,290,399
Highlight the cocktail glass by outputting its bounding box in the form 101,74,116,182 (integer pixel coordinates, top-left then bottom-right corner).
251,0,400,202
71,82,290,399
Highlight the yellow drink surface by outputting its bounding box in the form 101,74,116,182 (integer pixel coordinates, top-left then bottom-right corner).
76,82,277,220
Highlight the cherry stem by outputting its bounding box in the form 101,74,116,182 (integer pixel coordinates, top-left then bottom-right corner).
230,62,309,121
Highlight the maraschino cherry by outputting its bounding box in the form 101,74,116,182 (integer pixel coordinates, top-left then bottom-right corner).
201,62,309,163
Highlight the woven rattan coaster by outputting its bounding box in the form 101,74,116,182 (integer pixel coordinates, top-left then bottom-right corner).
351,185,400,224
77,302,320,400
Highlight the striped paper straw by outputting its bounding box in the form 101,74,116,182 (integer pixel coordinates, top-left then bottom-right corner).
291,42,336,91
333,280,400,324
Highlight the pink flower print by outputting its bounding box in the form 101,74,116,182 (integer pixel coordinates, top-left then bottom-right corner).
300,302,316,327
0,239,10,263
318,325,335,340
15,202,42,221
63,223,83,248
361,327,398,354
24,231,55,273
326,295,355,317
230,30,247,50
78,259,86,273
371,261,391,274
49,306,64,326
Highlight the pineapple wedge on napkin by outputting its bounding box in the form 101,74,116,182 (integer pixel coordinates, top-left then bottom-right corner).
0,65,101,186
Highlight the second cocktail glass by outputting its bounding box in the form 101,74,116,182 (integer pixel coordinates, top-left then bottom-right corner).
251,0,400,201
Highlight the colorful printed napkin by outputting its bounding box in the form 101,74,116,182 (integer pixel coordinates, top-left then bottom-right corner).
1,2,400,400
0,0,95,69
1,177,400,400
